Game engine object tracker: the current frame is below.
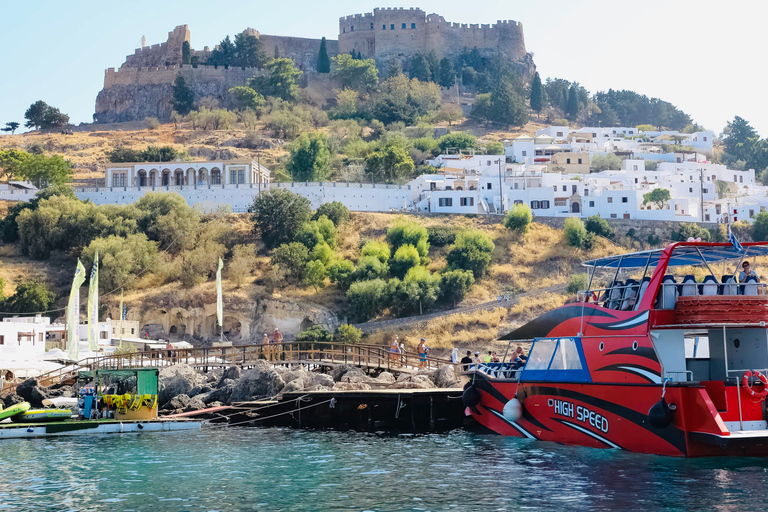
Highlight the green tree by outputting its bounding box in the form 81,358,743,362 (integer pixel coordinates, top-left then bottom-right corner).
335,324,363,344
317,37,331,73
250,58,303,101
360,240,390,263
446,230,495,278
304,260,327,290
407,53,431,82
2,122,20,134
566,84,580,120
208,35,236,68
228,244,257,287
590,153,622,172
567,274,589,294
484,141,504,155
249,188,312,250
296,324,332,341
488,76,528,126
135,192,199,253
504,203,533,233
228,86,265,112
313,201,350,226
233,32,266,68
24,101,50,131
182,41,191,65
20,154,73,188
333,54,379,91
564,217,591,248
0,184,76,243
530,71,543,117
287,133,332,182
753,212,768,241
387,220,429,259
426,226,456,247
310,241,333,265
437,132,477,153
434,104,463,127
82,233,158,291
366,142,415,182
172,75,195,115
394,266,441,315
328,259,355,289
0,148,30,182
437,57,455,88
643,188,672,210
347,278,388,320
272,242,310,283
2,280,54,315
390,244,420,278
354,255,389,281
585,215,613,238
672,223,710,242
439,269,475,305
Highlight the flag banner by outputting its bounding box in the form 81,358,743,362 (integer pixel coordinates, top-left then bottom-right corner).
728,223,743,252
67,260,87,361
87,250,99,351
118,289,124,350
216,257,224,332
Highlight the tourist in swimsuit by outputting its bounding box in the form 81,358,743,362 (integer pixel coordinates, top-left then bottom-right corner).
390,337,399,364
417,338,428,369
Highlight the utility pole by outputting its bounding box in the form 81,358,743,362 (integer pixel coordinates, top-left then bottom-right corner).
498,158,504,214
257,152,262,195
700,167,704,222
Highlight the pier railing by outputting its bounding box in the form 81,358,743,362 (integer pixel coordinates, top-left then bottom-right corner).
2,342,455,392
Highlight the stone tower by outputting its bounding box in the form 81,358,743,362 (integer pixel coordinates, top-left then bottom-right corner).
122,25,191,69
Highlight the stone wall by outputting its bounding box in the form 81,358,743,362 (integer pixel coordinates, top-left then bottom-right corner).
122,25,190,69
260,35,339,72
531,216,719,242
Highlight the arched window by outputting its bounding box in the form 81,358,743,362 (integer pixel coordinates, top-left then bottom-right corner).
211,168,222,185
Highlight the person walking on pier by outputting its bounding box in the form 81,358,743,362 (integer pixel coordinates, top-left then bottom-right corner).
417,339,428,369
273,328,283,362
389,336,399,365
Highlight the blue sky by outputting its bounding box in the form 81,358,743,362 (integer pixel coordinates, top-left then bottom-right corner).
1,0,766,135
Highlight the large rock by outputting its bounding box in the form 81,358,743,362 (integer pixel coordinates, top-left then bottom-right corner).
158,365,206,407
333,382,372,391
376,372,395,384
432,366,459,388
48,385,75,398
1,393,25,407
184,397,206,412
219,366,242,385
228,360,285,403
15,379,48,407
162,394,191,411
277,372,334,393
202,379,236,404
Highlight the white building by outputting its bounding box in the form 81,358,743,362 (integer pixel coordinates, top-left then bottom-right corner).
105,159,270,188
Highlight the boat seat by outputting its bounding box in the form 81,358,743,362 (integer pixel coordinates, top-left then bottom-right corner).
620,279,639,311
744,275,759,296
606,280,624,309
656,275,678,309
721,275,738,296
634,277,651,310
700,275,718,296
680,275,697,297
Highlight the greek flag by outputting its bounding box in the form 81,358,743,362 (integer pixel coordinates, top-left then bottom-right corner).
728,223,743,252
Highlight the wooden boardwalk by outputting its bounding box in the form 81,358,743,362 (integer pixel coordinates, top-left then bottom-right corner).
3,342,457,392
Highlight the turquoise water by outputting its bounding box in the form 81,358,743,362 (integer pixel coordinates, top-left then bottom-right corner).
3,428,768,511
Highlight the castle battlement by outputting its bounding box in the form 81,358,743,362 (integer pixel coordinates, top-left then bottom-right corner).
104,63,265,88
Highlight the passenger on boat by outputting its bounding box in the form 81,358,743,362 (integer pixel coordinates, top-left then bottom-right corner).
474,351,481,364
461,351,473,371
739,261,758,283
491,351,500,363
512,347,528,369
484,351,493,363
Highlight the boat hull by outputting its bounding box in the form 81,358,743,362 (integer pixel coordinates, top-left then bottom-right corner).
469,375,768,457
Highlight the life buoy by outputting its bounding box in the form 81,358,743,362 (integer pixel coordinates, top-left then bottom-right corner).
587,291,598,303
742,370,768,400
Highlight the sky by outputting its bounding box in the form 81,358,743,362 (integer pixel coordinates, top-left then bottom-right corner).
1,0,767,135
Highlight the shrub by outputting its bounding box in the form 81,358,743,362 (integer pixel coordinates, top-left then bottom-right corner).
328,259,355,289
360,240,390,264
672,222,710,242
504,204,532,233
392,266,441,315
250,189,312,250
483,141,505,155
2,280,54,315
585,215,613,238
390,244,421,278
347,278,389,321
437,132,478,153
310,242,334,266
446,230,495,278
304,260,327,290
387,220,429,259
564,217,589,248
439,269,475,305
179,237,226,288
313,201,351,226
335,324,363,344
427,226,457,247
590,153,622,172
228,244,257,287
354,255,389,281
567,274,589,294
82,233,159,291
145,117,160,130
753,212,768,241
296,216,337,250
296,324,332,342
271,242,310,283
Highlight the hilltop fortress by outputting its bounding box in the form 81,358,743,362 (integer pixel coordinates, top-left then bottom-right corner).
95,8,532,123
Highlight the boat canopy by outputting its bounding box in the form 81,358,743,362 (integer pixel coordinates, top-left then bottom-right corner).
582,243,768,269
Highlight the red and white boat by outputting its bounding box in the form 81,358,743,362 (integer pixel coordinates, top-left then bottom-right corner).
464,241,768,457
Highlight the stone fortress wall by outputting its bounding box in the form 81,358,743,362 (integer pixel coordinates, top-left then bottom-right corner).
338,7,527,63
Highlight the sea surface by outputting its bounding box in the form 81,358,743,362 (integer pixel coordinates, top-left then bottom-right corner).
3,427,768,511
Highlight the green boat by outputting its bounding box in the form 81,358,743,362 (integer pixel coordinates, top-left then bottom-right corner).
0,402,30,421
11,409,73,423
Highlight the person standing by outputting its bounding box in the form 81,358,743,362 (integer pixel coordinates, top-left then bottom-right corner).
262,332,269,360
461,351,473,371
273,328,283,362
417,338,428,369
390,336,399,364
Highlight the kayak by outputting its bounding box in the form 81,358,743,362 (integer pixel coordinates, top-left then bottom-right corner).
0,402,30,421
11,409,73,423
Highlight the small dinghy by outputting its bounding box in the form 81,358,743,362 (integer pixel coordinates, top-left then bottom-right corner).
11,409,73,423
0,402,30,422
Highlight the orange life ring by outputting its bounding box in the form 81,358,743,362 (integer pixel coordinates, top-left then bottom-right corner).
742,370,768,400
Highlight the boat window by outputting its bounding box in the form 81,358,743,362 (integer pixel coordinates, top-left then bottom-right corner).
526,339,557,370
549,338,583,370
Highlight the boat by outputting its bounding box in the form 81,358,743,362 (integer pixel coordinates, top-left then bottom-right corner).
464,241,768,457
11,409,74,423
0,402,30,421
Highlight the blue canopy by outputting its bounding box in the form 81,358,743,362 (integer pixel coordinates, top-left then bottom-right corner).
582,243,768,269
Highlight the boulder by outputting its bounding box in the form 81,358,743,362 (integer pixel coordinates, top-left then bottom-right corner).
332,382,372,391
376,372,395,384
219,366,242,386
207,401,223,408
202,379,236,404
184,397,207,412
307,373,334,389
187,385,213,397
282,379,305,393
228,360,285,403
1,393,25,407
432,366,459,388
390,381,431,389
15,379,48,407
162,394,191,411
47,385,75,398
158,365,206,407
280,369,309,385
